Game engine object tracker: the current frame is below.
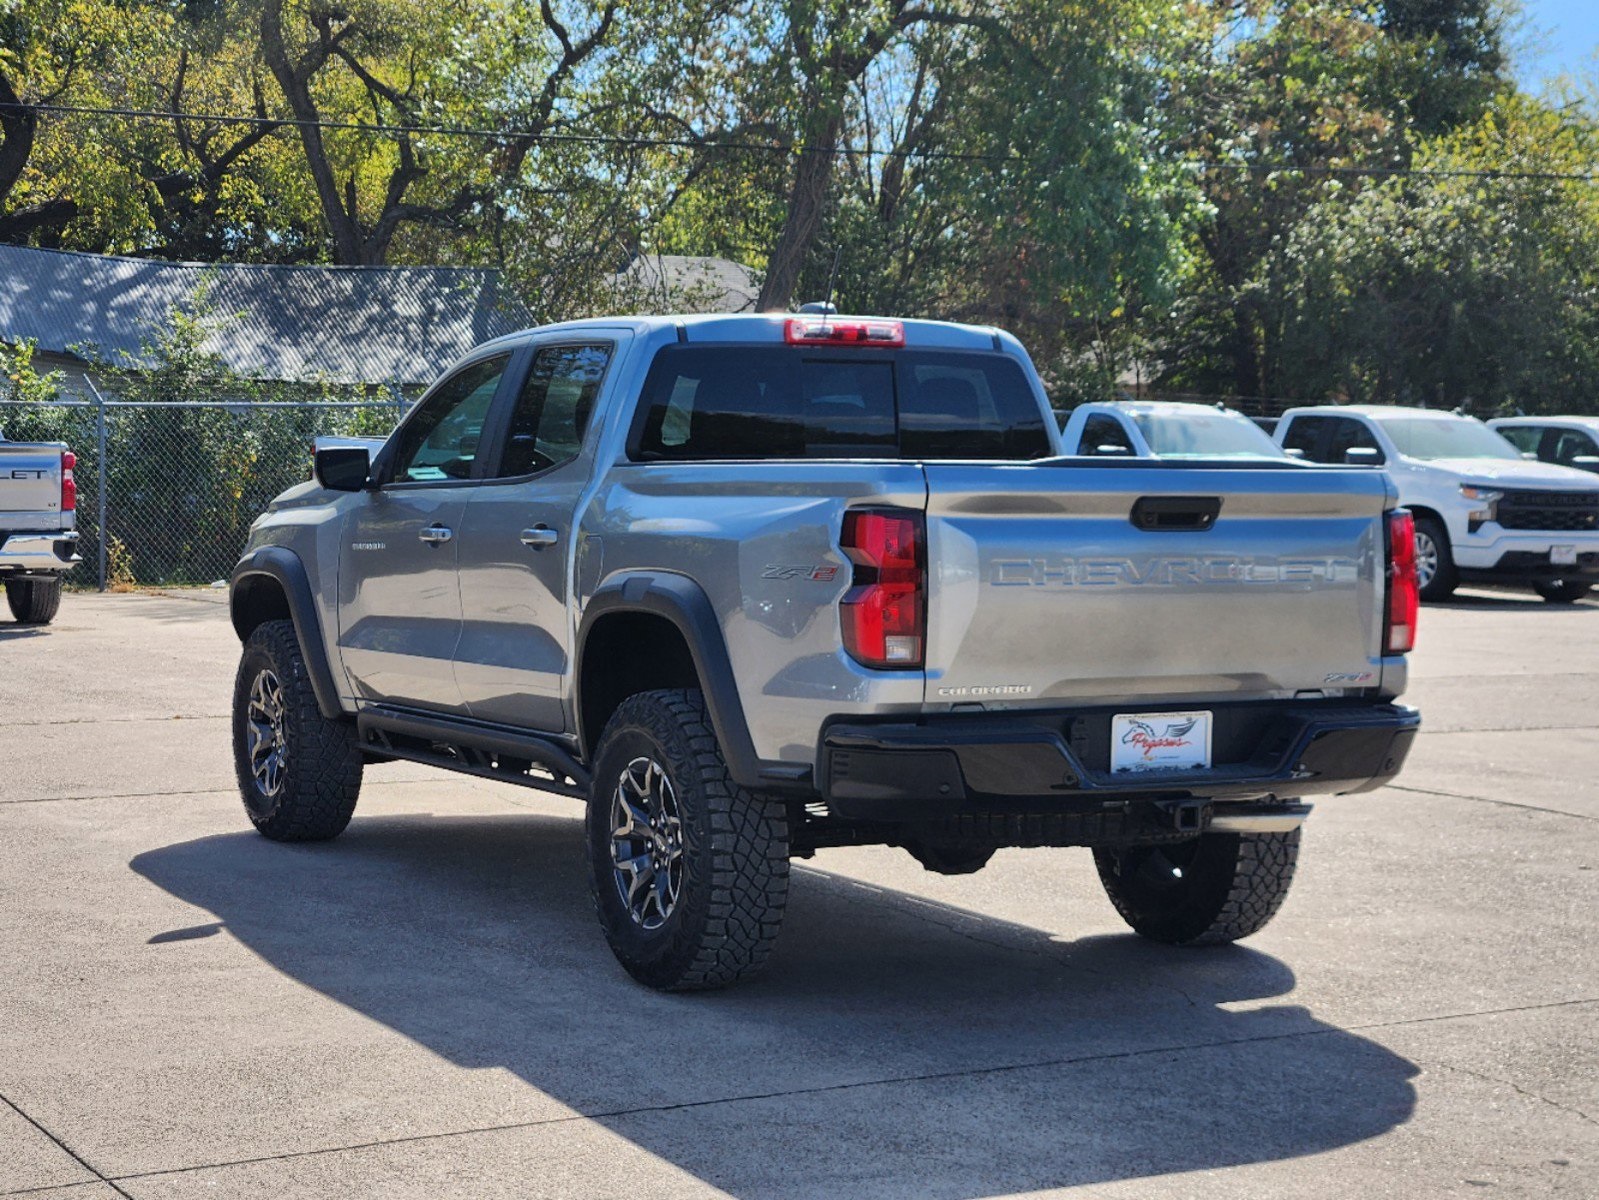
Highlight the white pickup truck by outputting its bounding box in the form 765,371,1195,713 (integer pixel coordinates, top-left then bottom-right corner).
1275,406,1599,602
1061,400,1289,461
0,429,79,623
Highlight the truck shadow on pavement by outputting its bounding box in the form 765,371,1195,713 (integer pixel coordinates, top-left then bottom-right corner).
131,812,1417,1198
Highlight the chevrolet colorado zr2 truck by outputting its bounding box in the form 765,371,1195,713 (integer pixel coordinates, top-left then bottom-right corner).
0,429,79,623
228,314,1421,991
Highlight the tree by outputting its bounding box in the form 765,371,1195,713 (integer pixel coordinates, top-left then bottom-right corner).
1145,0,1514,400
1379,0,1506,132
1276,94,1599,411
0,0,163,241
258,0,620,266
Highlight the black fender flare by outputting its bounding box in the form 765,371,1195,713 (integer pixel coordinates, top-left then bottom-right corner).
576,572,776,790
230,546,344,720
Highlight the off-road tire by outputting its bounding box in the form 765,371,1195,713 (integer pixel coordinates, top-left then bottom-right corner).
232,619,362,842
1534,579,1592,604
1414,516,1458,602
6,577,62,624
1093,829,1300,945
586,688,789,991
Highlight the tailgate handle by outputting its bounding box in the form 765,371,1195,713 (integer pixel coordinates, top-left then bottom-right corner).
1130,496,1221,532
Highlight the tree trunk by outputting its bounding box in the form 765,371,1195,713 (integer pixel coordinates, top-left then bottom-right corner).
260,0,370,263
0,69,37,208
1232,300,1263,399
757,109,844,312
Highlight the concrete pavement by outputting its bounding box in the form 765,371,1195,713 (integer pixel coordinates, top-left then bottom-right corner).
0,590,1594,1198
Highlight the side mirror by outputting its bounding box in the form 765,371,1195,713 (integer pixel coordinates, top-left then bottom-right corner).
1344,446,1381,466
315,446,371,492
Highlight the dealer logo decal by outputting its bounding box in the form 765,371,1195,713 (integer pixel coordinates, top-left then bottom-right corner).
1122,716,1200,761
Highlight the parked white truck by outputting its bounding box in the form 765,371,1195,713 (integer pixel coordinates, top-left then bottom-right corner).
0,429,79,623
1275,406,1599,602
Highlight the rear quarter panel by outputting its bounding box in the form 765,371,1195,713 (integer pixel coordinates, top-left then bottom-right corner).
583,461,927,763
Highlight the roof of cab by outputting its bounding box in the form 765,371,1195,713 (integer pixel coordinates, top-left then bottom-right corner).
470,312,1008,356
1487,415,1599,429
1097,399,1253,417
1284,404,1481,419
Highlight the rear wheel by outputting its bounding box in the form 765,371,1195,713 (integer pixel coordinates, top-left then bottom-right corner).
6,577,62,624
1413,517,1457,602
1093,829,1300,945
231,619,363,841
1534,579,1592,604
586,689,789,991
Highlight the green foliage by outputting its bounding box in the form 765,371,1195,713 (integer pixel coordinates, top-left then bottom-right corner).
0,337,63,404
1277,93,1599,412
2,0,1597,420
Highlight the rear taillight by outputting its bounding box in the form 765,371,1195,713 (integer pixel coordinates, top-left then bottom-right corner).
785,317,904,347
61,450,76,513
1385,510,1418,653
840,508,924,668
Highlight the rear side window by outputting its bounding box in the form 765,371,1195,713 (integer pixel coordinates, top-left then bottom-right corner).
631,346,1050,461
492,343,611,478
1550,428,1599,464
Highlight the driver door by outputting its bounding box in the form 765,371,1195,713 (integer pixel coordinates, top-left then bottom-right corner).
337,353,513,712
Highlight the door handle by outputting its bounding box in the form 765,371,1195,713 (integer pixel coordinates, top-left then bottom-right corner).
520,526,559,550
418,524,453,545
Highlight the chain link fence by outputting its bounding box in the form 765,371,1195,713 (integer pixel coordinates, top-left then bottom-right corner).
1,397,404,588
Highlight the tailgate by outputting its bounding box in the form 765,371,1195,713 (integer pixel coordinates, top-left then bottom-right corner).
0,443,65,528
921,462,1395,708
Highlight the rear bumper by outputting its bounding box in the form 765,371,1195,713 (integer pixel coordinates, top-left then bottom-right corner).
820,700,1419,823
0,531,79,576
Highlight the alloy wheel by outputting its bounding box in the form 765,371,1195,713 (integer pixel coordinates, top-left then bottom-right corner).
609,756,685,930
246,669,288,798
1413,529,1440,592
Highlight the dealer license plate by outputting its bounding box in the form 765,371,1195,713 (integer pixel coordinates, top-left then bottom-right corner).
1111,711,1213,773
1551,545,1578,566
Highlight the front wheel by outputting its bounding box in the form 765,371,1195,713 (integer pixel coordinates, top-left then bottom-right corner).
1093,829,1300,945
586,689,789,991
1534,579,1593,604
1413,516,1458,602
6,576,62,624
231,619,363,841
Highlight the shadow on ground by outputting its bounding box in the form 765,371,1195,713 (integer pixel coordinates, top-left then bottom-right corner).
131,814,1417,1198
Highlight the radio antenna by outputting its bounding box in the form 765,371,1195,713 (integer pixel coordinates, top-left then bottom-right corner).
821,247,842,320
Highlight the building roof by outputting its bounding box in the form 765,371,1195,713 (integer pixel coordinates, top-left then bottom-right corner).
0,244,525,386
613,254,761,314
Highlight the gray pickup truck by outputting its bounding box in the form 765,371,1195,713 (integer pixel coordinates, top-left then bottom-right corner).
229,314,1421,991
0,430,78,623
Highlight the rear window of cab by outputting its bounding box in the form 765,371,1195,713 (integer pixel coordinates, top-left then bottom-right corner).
629,345,1053,461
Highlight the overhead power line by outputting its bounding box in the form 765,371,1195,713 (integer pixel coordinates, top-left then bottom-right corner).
3,99,1598,183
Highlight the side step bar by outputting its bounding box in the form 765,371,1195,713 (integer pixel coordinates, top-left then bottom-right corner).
356,705,591,799
1208,802,1313,834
